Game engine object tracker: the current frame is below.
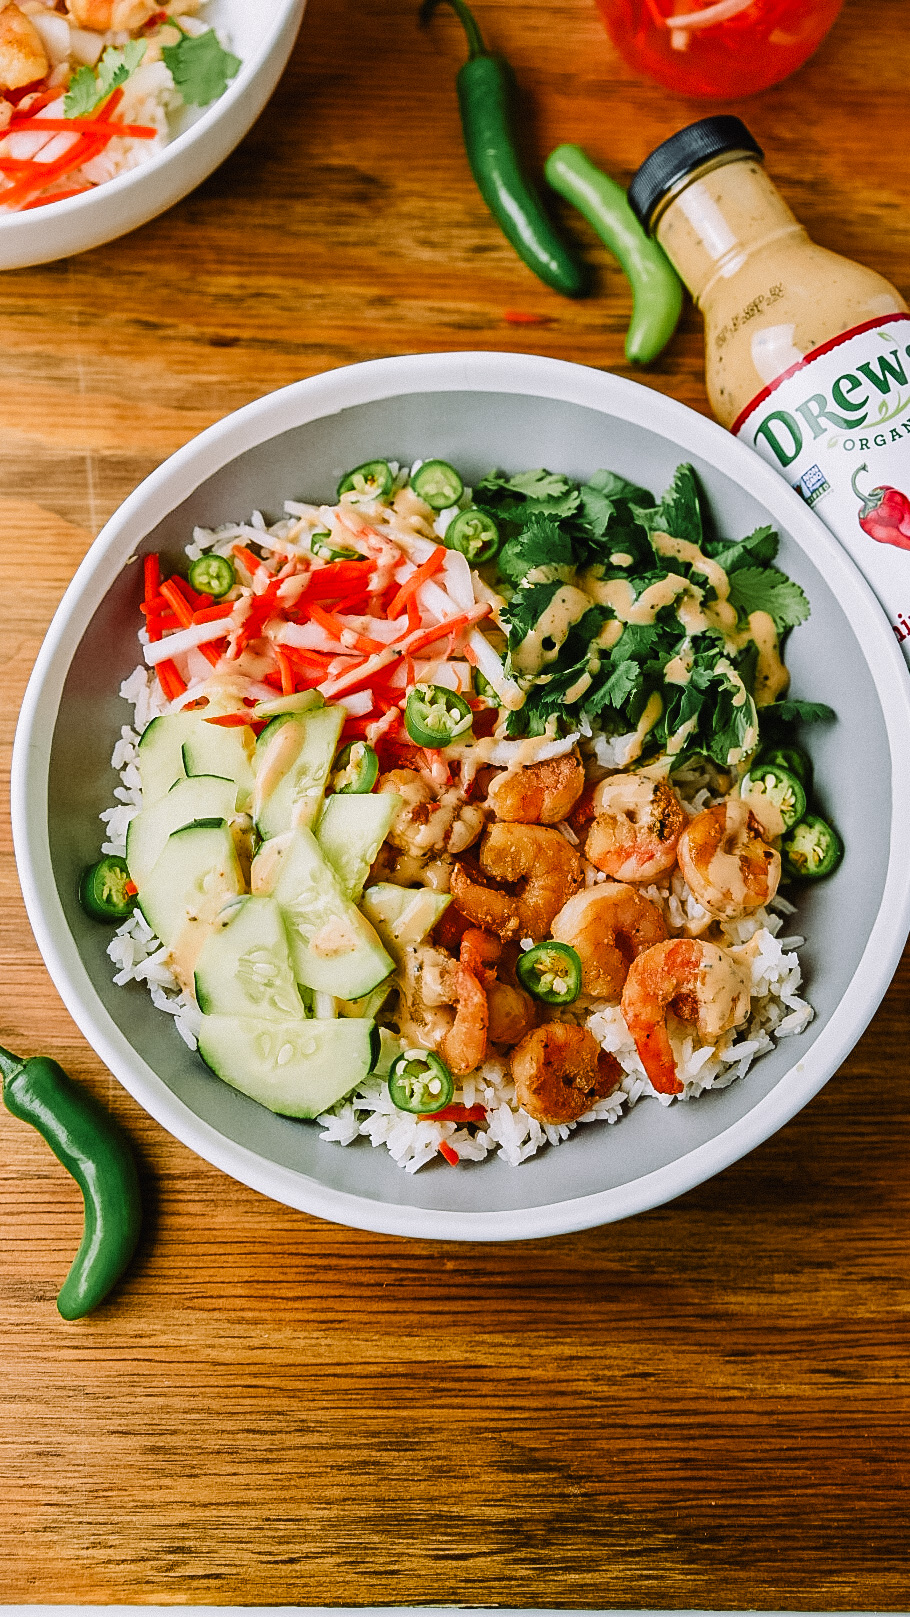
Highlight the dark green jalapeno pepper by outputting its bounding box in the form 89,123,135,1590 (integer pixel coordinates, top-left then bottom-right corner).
420,0,586,298
445,506,500,563
0,1045,142,1320
781,815,844,880
410,459,464,511
756,743,813,794
187,553,235,597
388,1049,455,1113
331,741,380,795
517,941,582,1004
337,460,393,500
79,855,137,922
405,683,474,748
740,762,807,831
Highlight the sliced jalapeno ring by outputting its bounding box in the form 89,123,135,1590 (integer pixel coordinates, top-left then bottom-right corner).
517,941,582,1004
331,741,379,794
410,459,465,511
781,814,844,879
337,459,393,500
756,743,813,792
740,763,807,830
445,506,500,563
188,553,235,598
79,856,137,923
388,1049,455,1113
310,529,360,561
405,683,474,748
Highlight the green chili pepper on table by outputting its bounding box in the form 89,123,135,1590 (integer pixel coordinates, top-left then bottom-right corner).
0,1045,142,1320
544,144,683,363
420,0,587,298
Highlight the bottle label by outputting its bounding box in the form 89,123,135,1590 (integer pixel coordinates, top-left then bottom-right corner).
732,313,910,662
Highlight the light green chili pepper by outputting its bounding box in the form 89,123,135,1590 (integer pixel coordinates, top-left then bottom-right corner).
544,143,683,364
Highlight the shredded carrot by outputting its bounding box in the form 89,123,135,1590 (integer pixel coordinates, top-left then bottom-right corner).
231,543,267,580
302,560,374,601
159,578,195,628
156,659,186,702
124,879,139,897
272,643,295,697
400,602,490,659
191,600,236,624
406,595,421,634
204,712,253,727
143,553,160,609
385,546,447,620
9,117,157,138
306,601,387,655
438,1140,460,1166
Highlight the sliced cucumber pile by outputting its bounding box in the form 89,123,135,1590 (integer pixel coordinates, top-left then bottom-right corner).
124,704,406,1121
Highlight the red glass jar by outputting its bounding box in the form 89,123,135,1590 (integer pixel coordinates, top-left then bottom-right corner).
595,0,845,100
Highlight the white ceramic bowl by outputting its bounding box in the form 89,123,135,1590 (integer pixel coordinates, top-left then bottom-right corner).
0,0,305,270
12,352,910,1240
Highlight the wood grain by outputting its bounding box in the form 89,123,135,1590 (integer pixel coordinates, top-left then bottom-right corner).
2,0,909,1605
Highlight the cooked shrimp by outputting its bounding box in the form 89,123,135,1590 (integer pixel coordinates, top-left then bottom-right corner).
487,980,536,1046
440,959,489,1076
620,938,751,1096
396,943,456,1051
512,1022,622,1125
489,750,586,826
0,3,48,91
65,0,160,29
378,769,485,858
450,822,582,941
64,0,154,27
678,799,781,920
551,881,666,999
585,773,687,883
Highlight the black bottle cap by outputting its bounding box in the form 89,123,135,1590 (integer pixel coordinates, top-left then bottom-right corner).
628,116,764,233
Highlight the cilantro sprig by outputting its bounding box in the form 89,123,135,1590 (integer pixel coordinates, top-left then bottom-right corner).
161,27,241,107
64,40,146,119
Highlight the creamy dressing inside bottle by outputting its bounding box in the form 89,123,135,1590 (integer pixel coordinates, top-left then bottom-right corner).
630,117,910,665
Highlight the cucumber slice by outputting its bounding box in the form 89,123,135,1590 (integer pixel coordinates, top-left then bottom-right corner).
194,895,306,1021
182,722,254,806
253,704,345,839
316,791,401,902
197,1013,377,1117
337,978,394,1020
136,713,199,803
137,821,244,954
126,773,239,888
265,826,394,1001
360,883,451,958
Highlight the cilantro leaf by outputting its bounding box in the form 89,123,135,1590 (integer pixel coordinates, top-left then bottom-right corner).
764,698,835,724
497,515,575,585
478,468,574,501
727,566,810,631
580,469,654,536
64,40,145,117
705,523,779,572
633,462,703,547
162,27,241,107
502,580,562,649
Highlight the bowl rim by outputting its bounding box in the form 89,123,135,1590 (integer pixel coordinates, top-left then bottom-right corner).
12,349,910,1241
0,0,306,235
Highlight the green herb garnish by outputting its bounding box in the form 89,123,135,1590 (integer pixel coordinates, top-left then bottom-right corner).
162,28,241,107
64,40,146,118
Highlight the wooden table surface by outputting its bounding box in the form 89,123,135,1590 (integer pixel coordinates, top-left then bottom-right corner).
2,0,909,1606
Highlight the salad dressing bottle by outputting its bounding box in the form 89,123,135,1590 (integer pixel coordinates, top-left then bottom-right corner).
628,117,910,663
